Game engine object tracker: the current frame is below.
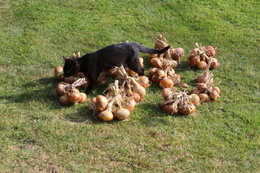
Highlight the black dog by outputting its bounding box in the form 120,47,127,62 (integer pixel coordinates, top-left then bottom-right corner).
63,42,170,92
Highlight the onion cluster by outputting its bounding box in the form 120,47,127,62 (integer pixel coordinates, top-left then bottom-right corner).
187,43,218,70
160,89,198,115
92,66,150,122
191,68,221,102
149,33,184,61
56,78,87,106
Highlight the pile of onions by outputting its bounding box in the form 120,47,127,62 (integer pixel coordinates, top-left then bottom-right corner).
187,43,218,70
149,33,184,62
160,90,197,115
149,66,180,88
92,66,149,122
56,78,88,106
191,67,221,102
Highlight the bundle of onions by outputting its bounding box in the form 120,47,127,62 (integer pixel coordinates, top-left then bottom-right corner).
149,33,185,62
187,43,218,70
160,91,197,115
92,80,138,122
57,78,88,105
191,68,221,102
149,66,181,88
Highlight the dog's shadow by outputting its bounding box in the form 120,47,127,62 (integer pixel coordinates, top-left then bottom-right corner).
0,77,58,106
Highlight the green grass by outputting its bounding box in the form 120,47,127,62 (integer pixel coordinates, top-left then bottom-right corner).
0,0,259,172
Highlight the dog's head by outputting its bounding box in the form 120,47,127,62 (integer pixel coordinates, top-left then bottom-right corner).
63,57,80,77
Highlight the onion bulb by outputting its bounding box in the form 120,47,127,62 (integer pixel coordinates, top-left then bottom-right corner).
209,90,220,100
150,58,162,69
96,95,108,112
68,92,81,103
58,95,71,105
139,57,144,67
131,92,141,103
97,110,114,122
114,108,131,120
149,68,158,75
212,86,220,94
163,104,178,114
197,61,208,70
210,58,219,69
199,93,211,102
151,75,161,84
56,82,69,96
149,54,157,59
79,93,87,103
189,94,200,106
54,66,64,80
137,76,150,88
131,79,146,99
159,77,174,88
205,46,216,57
179,103,196,115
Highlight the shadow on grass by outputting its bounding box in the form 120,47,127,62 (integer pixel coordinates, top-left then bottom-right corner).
0,77,59,107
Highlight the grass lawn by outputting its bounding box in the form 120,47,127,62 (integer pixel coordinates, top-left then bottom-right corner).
0,0,259,172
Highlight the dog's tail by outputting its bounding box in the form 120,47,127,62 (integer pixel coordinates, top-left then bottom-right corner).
136,43,170,54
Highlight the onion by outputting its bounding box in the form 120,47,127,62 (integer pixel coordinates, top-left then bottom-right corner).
209,90,220,100
58,95,71,105
149,68,158,75
56,82,70,96
114,108,131,120
210,58,219,69
68,92,81,103
163,104,178,114
79,93,87,103
137,76,150,88
179,103,196,115
197,74,207,83
197,83,208,91
190,48,200,56
149,54,157,58
127,68,138,77
191,89,201,95
54,66,64,80
150,58,162,69
131,92,141,103
179,83,189,88
189,94,200,106
97,110,114,122
139,57,144,67
156,69,166,78
199,93,211,102
205,46,216,57
123,98,136,112
96,95,108,112
131,79,146,99
197,61,207,70
212,86,220,94
169,74,181,85
162,88,174,100
151,74,161,84
159,77,174,88
171,48,184,60
189,55,200,66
